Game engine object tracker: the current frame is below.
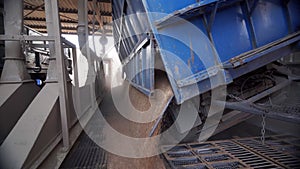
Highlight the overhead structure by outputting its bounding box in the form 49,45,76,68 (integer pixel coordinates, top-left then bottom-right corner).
23,0,113,35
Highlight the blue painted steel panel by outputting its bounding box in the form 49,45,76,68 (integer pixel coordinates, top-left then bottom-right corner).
145,0,218,20
288,0,300,32
113,0,300,104
212,3,252,62
112,0,155,95
123,40,155,95
251,0,289,47
146,0,197,16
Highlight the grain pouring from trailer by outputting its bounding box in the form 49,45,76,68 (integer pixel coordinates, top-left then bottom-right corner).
111,0,300,141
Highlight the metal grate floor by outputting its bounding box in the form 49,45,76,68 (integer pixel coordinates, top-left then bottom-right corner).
59,132,107,169
161,135,300,169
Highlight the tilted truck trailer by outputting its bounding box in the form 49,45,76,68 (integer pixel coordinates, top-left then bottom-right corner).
112,0,300,141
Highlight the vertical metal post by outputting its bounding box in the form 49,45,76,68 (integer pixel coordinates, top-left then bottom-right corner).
72,48,82,117
78,0,96,108
84,0,96,108
44,0,70,150
0,0,30,82
44,2,57,82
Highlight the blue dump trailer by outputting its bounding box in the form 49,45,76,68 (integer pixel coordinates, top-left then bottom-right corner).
112,0,300,138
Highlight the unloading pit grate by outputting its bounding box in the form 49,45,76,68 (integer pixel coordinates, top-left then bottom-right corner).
59,132,106,169
161,135,300,169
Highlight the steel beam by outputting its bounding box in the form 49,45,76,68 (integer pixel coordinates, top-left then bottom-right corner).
24,17,111,26
0,0,30,82
0,1,41,164
0,35,55,41
216,80,298,123
45,0,70,150
24,3,45,17
71,48,81,118
246,80,290,103
78,0,97,109
224,101,300,123
24,6,112,17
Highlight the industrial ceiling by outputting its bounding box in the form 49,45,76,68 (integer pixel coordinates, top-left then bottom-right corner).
23,0,112,35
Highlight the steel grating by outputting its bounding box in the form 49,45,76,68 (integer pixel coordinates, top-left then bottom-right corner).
234,135,300,168
59,132,107,169
161,135,300,169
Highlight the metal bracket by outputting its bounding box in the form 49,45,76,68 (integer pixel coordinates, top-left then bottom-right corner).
208,1,219,32
117,0,127,56
176,66,220,87
243,0,258,49
122,34,150,65
202,1,219,45
225,31,300,68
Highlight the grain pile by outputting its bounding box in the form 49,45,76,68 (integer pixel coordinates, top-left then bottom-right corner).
100,73,173,169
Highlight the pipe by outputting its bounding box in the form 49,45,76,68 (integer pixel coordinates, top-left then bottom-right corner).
77,0,88,52
0,0,30,82
77,0,103,88
77,0,102,61
77,0,97,109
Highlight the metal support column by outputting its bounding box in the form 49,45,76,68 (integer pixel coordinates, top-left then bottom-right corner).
44,0,70,150
0,0,41,146
0,0,30,82
78,0,96,109
72,48,82,119
44,1,57,82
